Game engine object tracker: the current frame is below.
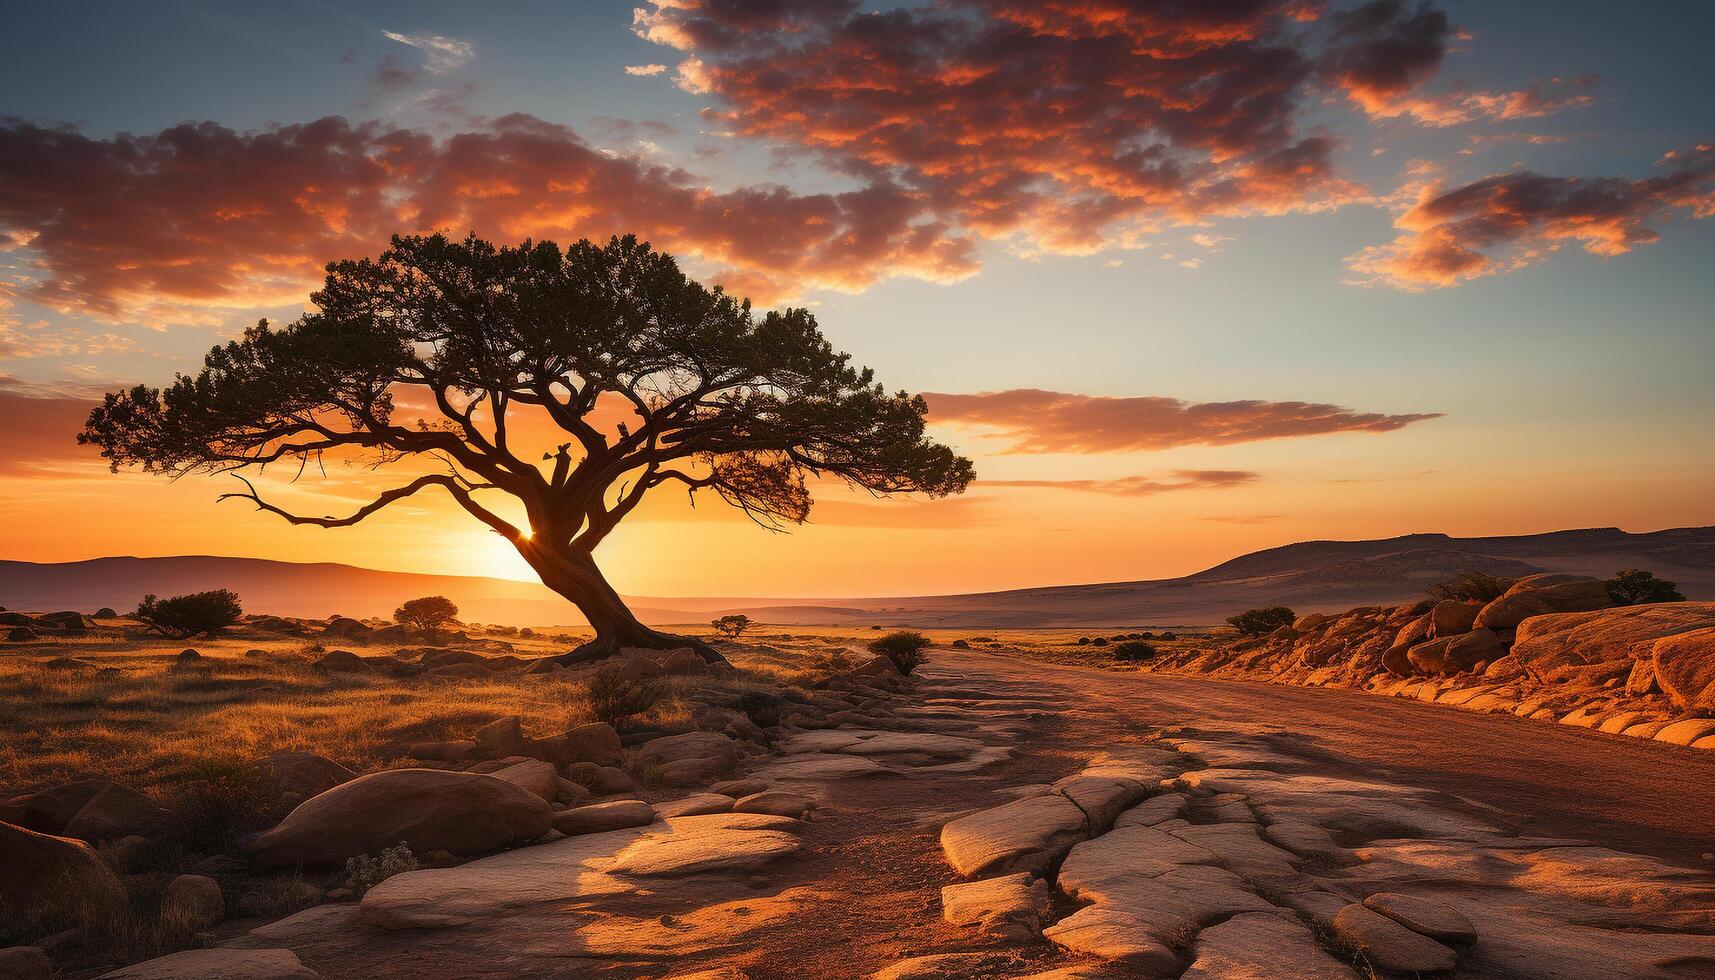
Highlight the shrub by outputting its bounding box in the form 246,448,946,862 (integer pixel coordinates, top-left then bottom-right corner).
868,630,930,675
1426,572,1515,603
1157,631,1176,641
1090,636,1108,647
166,759,276,854
950,638,970,649
733,689,783,728
1606,569,1686,605
394,595,459,634
344,842,419,897
579,670,668,729
134,590,243,639
711,614,754,640
1225,606,1295,637
1113,640,1157,662
1076,636,1091,645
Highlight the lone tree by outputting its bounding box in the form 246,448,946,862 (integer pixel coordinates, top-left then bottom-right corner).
81,234,973,665
395,595,460,634
1225,606,1295,637
135,590,243,639
1606,569,1686,606
711,614,753,640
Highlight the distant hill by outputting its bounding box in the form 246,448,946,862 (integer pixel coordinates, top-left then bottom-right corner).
3,525,1712,628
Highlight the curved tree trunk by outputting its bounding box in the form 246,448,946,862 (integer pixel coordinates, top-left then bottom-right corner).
518,542,729,667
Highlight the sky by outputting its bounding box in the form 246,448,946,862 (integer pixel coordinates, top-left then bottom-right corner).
1,0,1712,598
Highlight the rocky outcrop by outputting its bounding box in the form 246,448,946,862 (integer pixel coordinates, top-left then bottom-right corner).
1474,573,1613,630
248,769,553,866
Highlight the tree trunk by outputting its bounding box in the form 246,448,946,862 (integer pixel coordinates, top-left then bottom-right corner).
519,542,729,667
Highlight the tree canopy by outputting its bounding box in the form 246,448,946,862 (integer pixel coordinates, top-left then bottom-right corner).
81,233,973,661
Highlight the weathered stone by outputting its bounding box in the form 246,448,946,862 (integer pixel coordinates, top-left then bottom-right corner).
61,783,176,842
0,820,127,930
163,874,224,929
248,769,552,866
1363,892,1477,944
941,872,1051,940
1050,774,1150,833
1042,906,1180,970
1475,574,1613,631
636,731,741,767
711,778,770,798
551,800,657,837
1332,903,1456,973
607,813,801,876
532,722,623,767
1183,911,1359,980
732,790,814,819
1406,628,1505,676
473,716,528,758
1652,626,1715,711
940,793,1089,877
658,755,734,786
1511,603,1715,679
1113,793,1186,828
404,739,476,763
0,947,52,980
655,793,734,817
98,948,321,979
1656,718,1715,746
250,751,354,811
490,759,559,803
1428,600,1482,638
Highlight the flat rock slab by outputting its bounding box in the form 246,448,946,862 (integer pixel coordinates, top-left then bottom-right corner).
1050,774,1150,833
1333,903,1457,974
655,793,733,817
607,813,801,877
1042,906,1180,972
757,754,889,780
1114,793,1186,828
1363,892,1477,943
1182,911,1359,980
100,948,320,979
941,872,1051,939
940,793,1089,877
552,800,656,837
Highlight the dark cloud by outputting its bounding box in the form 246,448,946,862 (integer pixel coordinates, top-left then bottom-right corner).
925,388,1440,453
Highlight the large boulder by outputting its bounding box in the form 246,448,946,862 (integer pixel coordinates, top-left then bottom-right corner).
8,778,111,834
248,769,552,866
162,874,224,929
1406,628,1506,676
635,731,740,768
61,783,177,842
490,760,559,803
98,948,321,979
532,722,622,767
941,794,1088,878
1428,600,1482,638
1511,602,1715,680
1652,626,1715,712
473,716,529,759
1474,574,1612,631
0,820,127,930
551,800,657,837
250,751,355,812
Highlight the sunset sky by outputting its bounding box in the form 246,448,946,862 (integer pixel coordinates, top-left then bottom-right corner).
2,1,1713,597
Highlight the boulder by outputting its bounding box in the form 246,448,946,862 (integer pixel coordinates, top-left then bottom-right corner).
404,739,476,763
532,722,622,767
564,763,637,794
1406,628,1506,676
554,778,592,806
11,777,111,834
1474,574,1612,631
1651,626,1715,711
490,759,560,802
0,820,127,930
248,769,552,866
941,794,1089,878
61,783,177,842
311,650,371,673
1332,903,1456,974
250,751,355,811
322,617,372,638
473,716,529,758
162,874,224,929
1183,911,1359,980
1428,600,1482,638
636,731,740,767
0,947,52,980
655,793,735,817
550,800,657,837
1511,602,1715,680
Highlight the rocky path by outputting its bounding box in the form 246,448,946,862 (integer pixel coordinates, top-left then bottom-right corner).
113,649,1715,978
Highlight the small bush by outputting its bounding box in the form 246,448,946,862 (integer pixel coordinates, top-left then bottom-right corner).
711,614,754,639
135,590,243,639
579,670,668,729
1090,636,1108,647
951,638,970,649
394,596,459,634
868,630,929,675
344,842,419,897
1157,631,1176,641
1427,572,1515,603
733,689,783,728
166,758,275,854
1225,606,1295,637
1606,568,1686,605
1076,636,1091,645
1113,640,1157,662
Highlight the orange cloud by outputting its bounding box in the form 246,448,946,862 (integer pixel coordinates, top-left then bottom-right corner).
1348,145,1715,289
925,389,1440,453
982,470,1259,494
0,115,976,320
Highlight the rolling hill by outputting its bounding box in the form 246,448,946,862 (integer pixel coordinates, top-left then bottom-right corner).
3,525,1712,628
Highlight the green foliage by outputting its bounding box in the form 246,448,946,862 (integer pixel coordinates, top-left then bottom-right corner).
579,670,669,729
1225,606,1295,637
868,630,930,675
134,590,242,639
344,843,420,897
1113,641,1157,662
1427,572,1515,603
711,614,754,640
1606,568,1686,605
395,595,459,633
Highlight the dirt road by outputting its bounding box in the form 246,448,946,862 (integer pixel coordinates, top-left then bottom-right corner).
934,647,1715,870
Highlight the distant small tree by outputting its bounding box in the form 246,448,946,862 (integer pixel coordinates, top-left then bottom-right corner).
1427,571,1514,603
395,596,460,634
868,630,930,675
1226,606,1295,637
135,590,243,638
711,614,754,640
1607,569,1686,606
